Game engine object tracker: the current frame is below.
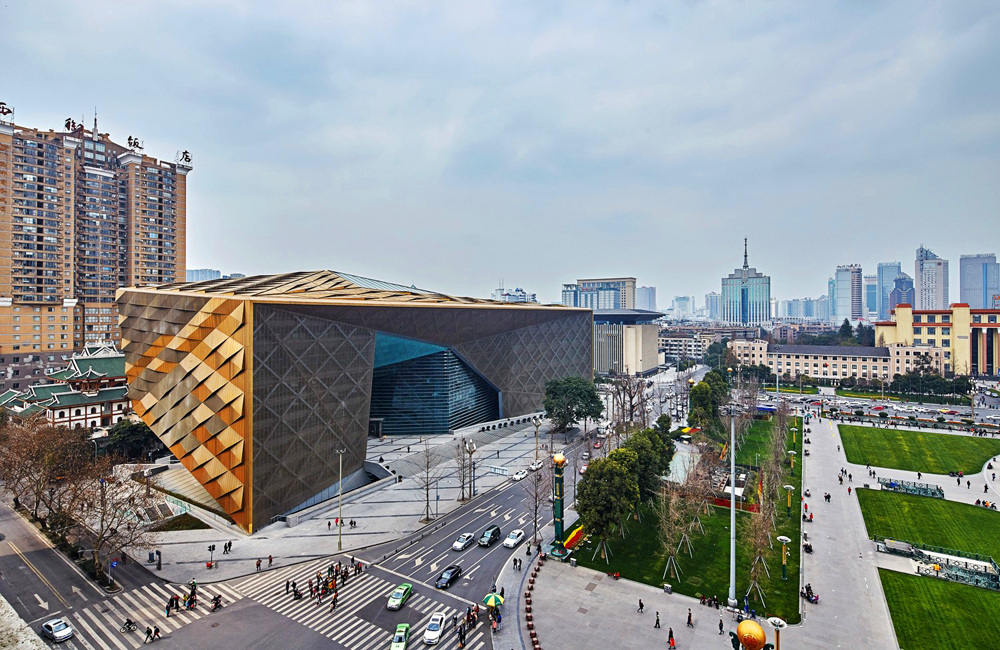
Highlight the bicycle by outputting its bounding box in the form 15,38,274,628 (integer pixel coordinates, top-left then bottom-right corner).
120,619,137,633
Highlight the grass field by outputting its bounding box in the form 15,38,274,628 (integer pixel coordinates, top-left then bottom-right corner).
774,386,818,395
879,569,1000,650
839,425,1000,474
856,490,1000,559
735,419,775,466
575,418,803,623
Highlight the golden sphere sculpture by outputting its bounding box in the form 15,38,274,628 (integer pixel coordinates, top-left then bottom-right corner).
736,620,767,650
552,453,566,467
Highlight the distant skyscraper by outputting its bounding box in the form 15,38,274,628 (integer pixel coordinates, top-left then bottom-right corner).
187,269,223,282
959,254,1000,309
705,292,722,320
827,277,837,323
834,265,863,323
671,296,693,318
888,273,915,312
864,275,877,318
876,262,902,320
914,246,949,310
636,286,657,312
561,277,636,310
491,283,537,303
721,239,771,325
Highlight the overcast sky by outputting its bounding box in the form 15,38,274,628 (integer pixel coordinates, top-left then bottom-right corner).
4,1,999,305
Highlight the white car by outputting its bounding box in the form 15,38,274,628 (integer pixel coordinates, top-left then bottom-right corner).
40,618,74,643
528,460,544,472
512,469,528,481
503,529,525,548
423,612,446,644
452,533,475,551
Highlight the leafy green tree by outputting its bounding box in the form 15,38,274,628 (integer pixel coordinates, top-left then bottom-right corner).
543,376,603,431
575,456,639,559
105,419,162,460
689,381,715,418
623,429,673,500
839,318,854,340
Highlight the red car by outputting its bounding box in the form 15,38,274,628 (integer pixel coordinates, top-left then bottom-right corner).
872,406,885,411
593,441,602,449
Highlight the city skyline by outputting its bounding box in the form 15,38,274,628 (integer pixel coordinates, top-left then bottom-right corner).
3,2,998,305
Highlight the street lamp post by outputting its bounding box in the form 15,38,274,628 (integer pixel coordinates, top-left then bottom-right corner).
465,440,477,497
334,447,347,551
784,484,795,518
726,368,737,608
768,617,787,650
532,416,542,463
788,450,796,476
777,536,791,581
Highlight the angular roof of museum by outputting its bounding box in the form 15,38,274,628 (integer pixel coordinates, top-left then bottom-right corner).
134,270,574,308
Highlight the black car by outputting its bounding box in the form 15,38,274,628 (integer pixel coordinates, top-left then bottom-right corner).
478,525,502,547
435,565,462,589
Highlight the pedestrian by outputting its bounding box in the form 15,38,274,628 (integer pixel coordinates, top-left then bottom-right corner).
848,486,852,495
285,579,290,594
268,554,273,568
144,627,153,644
497,612,502,630
407,445,411,453
637,599,644,613
453,614,458,630
500,586,504,599
986,484,990,494
256,558,262,571
719,617,724,635
848,473,852,482
513,558,517,571
153,627,160,641
668,627,674,643
918,472,922,480
967,480,971,489
687,608,693,627
654,612,660,628
165,599,171,617
958,477,962,486
328,521,331,530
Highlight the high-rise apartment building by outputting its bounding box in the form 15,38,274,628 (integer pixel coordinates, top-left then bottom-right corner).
704,292,721,321
959,254,1000,309
876,262,902,321
186,268,222,282
636,286,657,312
827,277,837,323
834,264,863,323
863,275,877,319
887,273,915,314
914,246,948,310
561,277,636,310
721,239,771,325
0,112,189,357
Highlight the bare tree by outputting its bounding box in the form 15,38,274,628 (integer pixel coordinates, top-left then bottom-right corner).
655,483,687,580
454,440,469,502
70,458,158,584
522,464,553,545
415,440,443,522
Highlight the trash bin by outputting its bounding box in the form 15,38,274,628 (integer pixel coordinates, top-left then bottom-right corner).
663,584,672,594
570,558,577,567
864,483,870,489
148,551,156,563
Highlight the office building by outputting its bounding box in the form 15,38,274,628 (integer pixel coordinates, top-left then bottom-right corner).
888,274,915,313
827,277,837,323
876,262,903,321
0,111,189,359
914,246,949,310
119,270,590,533
491,283,537,303
636,286,657,312
592,309,662,376
705,292,721,321
864,275,877,319
876,303,1000,377
671,296,694,319
833,265,863,323
186,269,222,282
960,254,1000,309
721,239,771,325
561,277,636,310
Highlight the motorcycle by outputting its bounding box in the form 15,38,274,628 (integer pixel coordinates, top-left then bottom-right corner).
802,542,813,554
800,589,819,604
211,597,223,612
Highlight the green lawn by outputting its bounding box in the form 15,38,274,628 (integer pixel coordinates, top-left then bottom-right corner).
856,490,1000,559
879,569,1000,650
774,386,818,395
575,418,803,623
735,419,775,466
839,425,1000,475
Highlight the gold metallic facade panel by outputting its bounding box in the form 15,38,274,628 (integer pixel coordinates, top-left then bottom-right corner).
119,290,254,532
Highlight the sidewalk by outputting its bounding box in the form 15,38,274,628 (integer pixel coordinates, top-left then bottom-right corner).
135,418,572,585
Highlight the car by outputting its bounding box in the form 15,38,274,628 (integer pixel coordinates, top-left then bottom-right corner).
528,460,544,472
580,464,588,475
503,529,525,548
478,525,502,547
40,618,74,643
391,623,410,650
435,565,462,589
581,451,591,461
387,583,413,610
512,469,528,482
423,612,446,645
452,533,475,551
593,441,602,449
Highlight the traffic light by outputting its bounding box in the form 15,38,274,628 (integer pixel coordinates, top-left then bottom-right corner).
208,544,216,553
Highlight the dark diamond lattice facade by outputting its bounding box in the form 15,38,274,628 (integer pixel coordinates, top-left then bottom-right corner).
119,270,591,533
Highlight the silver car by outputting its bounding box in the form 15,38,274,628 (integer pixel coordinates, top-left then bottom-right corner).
40,618,74,643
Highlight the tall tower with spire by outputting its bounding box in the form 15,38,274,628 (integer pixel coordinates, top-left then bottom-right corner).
721,238,771,325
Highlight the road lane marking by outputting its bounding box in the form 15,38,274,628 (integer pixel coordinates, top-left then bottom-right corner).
7,541,70,608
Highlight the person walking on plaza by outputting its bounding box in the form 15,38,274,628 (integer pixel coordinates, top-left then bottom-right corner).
144,627,153,644
719,617,724,634
285,579,290,594
152,627,160,641
255,558,261,571
668,627,675,645
687,608,693,627
654,612,660,628
268,554,273,568
637,599,644,613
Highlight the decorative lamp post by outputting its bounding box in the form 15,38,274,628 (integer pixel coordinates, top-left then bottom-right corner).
784,484,795,518
335,447,347,550
777,536,791,581
532,416,542,462
550,453,569,558
730,619,769,650
767,617,787,650
687,377,696,417
787,450,796,476
790,427,797,445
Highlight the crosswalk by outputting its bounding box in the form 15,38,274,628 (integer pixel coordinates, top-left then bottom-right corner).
234,557,488,650
67,581,243,650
